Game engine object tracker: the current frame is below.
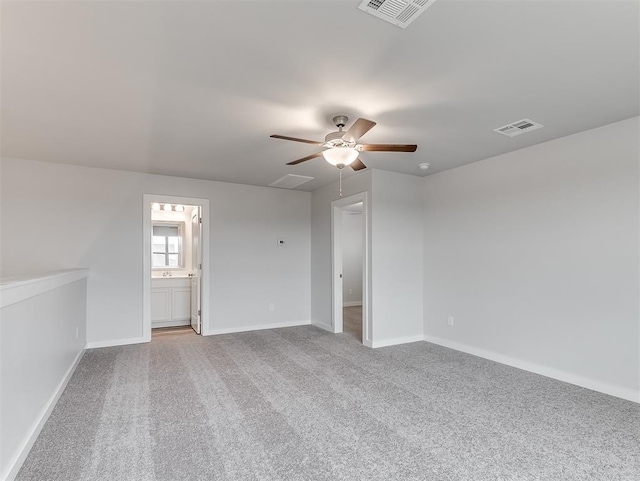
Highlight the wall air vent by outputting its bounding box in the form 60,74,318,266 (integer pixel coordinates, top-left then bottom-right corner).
358,0,438,29
269,174,314,189
494,119,544,138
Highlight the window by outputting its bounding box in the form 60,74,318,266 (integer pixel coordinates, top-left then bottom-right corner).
152,224,184,268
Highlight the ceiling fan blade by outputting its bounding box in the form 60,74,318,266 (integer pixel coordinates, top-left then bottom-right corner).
359,144,418,152
286,151,324,165
270,134,324,146
351,159,367,171
342,118,376,143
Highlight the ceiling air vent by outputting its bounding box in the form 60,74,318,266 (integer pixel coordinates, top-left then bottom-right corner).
269,174,314,189
358,0,438,29
494,119,544,138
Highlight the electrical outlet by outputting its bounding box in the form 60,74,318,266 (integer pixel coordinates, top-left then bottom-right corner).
447,316,455,326
269,303,275,311
348,288,353,295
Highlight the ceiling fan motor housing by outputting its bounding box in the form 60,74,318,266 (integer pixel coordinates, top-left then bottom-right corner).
332,115,349,128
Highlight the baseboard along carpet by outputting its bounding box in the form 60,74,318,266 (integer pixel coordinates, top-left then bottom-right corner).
16,326,640,480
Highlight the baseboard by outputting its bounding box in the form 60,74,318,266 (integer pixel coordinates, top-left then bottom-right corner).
343,301,362,307
371,334,425,349
205,320,311,336
311,321,334,333
86,336,147,349
2,348,85,481
424,335,639,404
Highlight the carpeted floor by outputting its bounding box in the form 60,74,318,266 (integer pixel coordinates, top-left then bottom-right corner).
17,325,640,480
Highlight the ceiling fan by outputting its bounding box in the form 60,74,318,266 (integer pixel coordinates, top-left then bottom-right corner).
270,115,418,171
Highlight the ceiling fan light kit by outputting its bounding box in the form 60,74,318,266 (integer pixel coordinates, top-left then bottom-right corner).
322,147,359,168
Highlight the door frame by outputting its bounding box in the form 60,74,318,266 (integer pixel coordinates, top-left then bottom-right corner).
331,191,372,347
190,207,202,334
143,194,211,342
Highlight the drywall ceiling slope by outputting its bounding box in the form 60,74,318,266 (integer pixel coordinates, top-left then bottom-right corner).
1,0,638,191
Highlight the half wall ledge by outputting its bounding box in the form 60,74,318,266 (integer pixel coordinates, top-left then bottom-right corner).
0,269,90,308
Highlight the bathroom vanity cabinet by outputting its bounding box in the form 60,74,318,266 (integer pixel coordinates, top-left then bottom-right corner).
151,277,191,328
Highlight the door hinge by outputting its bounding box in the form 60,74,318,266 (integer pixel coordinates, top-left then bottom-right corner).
199,263,202,270
199,217,202,224
198,309,201,317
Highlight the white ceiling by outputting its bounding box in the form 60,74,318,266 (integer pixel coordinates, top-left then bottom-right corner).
2,0,638,191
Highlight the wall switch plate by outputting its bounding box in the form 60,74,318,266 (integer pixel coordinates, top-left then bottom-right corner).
348,288,353,295
448,316,455,326
269,303,275,311
75,326,79,338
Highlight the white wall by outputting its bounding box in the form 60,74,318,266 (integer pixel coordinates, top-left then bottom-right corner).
0,159,311,344
0,271,88,481
370,170,424,346
422,117,640,402
341,209,363,306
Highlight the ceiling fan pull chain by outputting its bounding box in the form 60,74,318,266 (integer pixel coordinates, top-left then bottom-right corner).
339,168,343,197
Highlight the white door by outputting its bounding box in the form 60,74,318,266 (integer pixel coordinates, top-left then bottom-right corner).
190,207,202,334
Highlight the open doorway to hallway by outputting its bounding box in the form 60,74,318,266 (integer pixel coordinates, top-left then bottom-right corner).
341,203,364,342
331,192,371,346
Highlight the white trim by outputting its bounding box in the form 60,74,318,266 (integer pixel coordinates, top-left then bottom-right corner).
311,321,334,332
0,269,89,309
206,320,310,336
424,335,640,404
2,349,85,481
342,301,362,307
143,195,210,343
86,336,147,349
331,203,343,333
371,334,425,349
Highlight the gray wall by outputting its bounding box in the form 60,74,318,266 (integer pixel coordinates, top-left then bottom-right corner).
311,171,372,331
310,169,424,346
422,116,639,401
0,159,311,344
371,170,424,344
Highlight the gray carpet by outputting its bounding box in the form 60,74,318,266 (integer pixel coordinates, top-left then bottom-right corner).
17,326,640,480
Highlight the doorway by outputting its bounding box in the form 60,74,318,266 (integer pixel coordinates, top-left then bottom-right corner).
341,203,364,341
331,192,371,346
142,195,210,342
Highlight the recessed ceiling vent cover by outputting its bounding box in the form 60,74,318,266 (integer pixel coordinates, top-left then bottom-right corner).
269,174,314,189
358,0,438,29
494,119,544,137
